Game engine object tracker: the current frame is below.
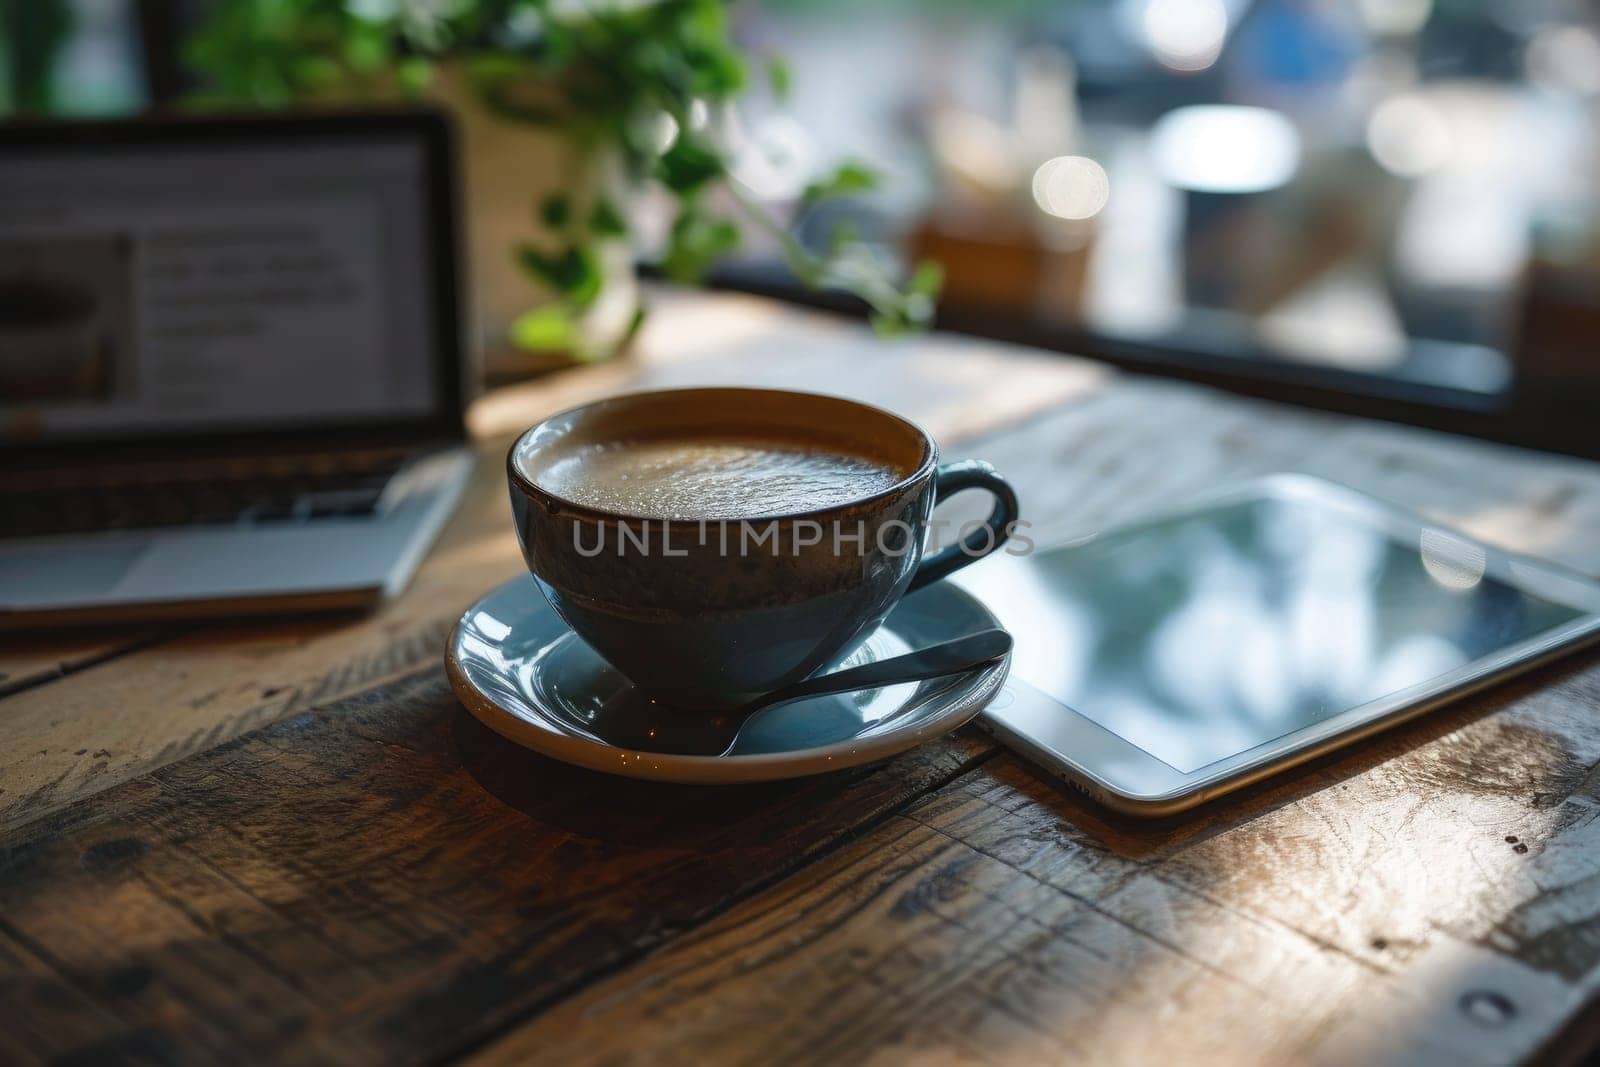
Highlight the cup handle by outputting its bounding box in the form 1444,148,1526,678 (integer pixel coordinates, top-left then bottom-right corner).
907,460,1019,593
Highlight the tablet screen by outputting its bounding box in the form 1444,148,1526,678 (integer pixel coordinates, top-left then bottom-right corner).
958,491,1585,772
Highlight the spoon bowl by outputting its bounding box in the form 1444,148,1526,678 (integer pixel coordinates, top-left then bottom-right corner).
546,629,1013,756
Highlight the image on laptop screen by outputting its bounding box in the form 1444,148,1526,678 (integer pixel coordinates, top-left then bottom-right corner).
0,133,442,443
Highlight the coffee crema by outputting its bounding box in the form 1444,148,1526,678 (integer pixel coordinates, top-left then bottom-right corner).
533,429,909,520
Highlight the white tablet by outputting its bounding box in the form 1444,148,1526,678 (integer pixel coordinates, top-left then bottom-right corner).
953,474,1600,815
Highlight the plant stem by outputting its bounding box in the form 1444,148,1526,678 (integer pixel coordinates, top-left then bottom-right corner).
722,179,907,321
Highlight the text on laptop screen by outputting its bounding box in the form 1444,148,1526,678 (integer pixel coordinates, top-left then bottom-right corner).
0,135,440,442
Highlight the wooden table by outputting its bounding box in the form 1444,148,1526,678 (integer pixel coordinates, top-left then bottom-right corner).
6,291,1600,1065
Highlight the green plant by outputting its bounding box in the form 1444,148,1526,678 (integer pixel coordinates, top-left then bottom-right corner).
185,0,941,349
0,0,75,114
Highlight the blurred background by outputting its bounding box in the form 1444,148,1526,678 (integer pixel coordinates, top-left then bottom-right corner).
5,0,1600,455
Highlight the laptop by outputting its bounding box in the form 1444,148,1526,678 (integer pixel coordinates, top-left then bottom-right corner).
0,111,473,626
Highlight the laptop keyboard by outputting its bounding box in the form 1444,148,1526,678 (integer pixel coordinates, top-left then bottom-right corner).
0,450,410,541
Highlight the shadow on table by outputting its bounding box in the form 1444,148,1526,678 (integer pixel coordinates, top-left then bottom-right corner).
452,641,1589,860
440,649,1600,1065
451,704,925,848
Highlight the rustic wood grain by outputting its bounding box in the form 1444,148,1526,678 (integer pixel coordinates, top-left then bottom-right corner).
0,669,992,1064
949,377,1600,580
0,630,167,699
7,290,1600,1065
476,651,1600,1067
1298,420,1600,577
0,919,136,1065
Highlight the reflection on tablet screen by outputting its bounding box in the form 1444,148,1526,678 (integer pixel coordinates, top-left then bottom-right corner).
960,495,1583,772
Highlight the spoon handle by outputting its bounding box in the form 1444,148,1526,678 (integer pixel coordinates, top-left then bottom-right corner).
748,628,1013,713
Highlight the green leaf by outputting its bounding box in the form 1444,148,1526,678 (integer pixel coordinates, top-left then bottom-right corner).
342,23,391,74
827,220,860,255
766,56,791,101
530,20,574,70
510,304,577,352
687,48,745,98
176,0,939,336
618,302,648,351
396,56,433,95
589,198,627,238
517,243,603,308
908,259,945,298
654,132,725,193
662,207,739,281
800,162,878,211
870,310,915,337
540,194,571,230
292,55,341,90
463,51,526,85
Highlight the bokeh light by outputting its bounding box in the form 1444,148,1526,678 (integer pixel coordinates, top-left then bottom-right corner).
651,110,680,153
1142,0,1229,73
1150,105,1301,193
1366,94,1453,177
1031,155,1111,219
1356,0,1432,37
1527,25,1600,97
1420,529,1487,590
730,114,816,201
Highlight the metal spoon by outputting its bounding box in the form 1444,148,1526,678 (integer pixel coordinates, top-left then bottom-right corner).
560,628,1013,757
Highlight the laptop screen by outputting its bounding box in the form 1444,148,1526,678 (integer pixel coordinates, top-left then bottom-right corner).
0,120,456,447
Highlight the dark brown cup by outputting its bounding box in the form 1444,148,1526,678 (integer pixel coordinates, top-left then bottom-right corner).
507,387,1018,711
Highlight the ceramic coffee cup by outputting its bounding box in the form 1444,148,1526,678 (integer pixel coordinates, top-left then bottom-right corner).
507,387,1018,711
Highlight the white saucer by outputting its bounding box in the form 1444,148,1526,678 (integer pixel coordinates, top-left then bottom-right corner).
445,575,1010,784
